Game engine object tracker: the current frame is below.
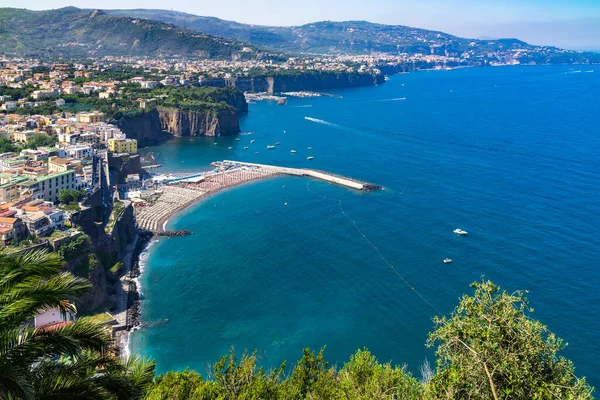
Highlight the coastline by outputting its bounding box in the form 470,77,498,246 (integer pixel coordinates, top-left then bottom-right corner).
119,173,280,356
119,161,380,356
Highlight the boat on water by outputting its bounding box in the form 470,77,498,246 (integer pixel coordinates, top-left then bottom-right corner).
307,156,314,160
235,138,240,141
228,146,233,150
307,147,313,150
244,146,249,150
255,151,259,154
275,142,281,145
290,150,297,153
267,145,276,149
443,258,453,264
277,98,287,105
250,140,256,143
453,229,468,235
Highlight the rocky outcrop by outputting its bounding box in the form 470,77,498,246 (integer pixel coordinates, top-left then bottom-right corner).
158,107,240,137
117,89,246,146
70,194,138,312
201,72,384,93
108,153,142,186
115,109,168,147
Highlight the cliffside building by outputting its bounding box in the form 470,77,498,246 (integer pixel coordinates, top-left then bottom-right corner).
108,137,137,154
35,170,77,203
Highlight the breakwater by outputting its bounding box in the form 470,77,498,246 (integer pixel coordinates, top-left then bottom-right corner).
133,161,380,232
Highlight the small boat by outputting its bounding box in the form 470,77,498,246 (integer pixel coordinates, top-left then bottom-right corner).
244,147,249,150
443,258,452,264
284,202,288,206
307,147,312,150
307,156,314,160
290,150,297,153
250,140,256,143
267,145,275,149
228,146,233,150
277,98,287,105
255,151,259,154
453,229,468,235
283,130,287,133
235,138,240,141
275,142,280,145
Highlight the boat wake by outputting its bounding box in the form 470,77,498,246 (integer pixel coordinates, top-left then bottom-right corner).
304,116,341,127
291,105,313,108
375,97,407,102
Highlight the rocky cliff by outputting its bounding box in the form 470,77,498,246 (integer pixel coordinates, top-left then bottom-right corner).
201,71,384,93
117,90,246,146
158,107,240,137
115,109,167,147
69,191,138,312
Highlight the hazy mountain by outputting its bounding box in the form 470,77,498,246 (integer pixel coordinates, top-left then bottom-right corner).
0,7,262,59
106,8,544,57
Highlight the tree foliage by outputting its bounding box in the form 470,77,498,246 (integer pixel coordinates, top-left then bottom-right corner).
0,249,155,399
426,279,593,399
144,280,594,400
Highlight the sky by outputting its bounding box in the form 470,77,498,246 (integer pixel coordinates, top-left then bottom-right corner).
5,0,600,50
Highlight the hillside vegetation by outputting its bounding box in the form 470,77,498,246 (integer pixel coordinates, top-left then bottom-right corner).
0,7,261,59
107,9,600,63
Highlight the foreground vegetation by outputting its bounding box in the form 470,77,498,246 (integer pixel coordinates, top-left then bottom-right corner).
0,248,594,399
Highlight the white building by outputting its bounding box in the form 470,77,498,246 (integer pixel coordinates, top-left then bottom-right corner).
34,307,75,329
65,144,93,159
1,101,17,111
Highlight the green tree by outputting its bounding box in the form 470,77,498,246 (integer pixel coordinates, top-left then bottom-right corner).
0,249,155,399
0,137,17,153
336,349,423,399
426,279,594,399
26,133,57,149
58,188,75,204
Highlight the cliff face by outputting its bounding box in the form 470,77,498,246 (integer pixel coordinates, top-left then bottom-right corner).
71,193,138,312
158,107,240,137
117,92,246,146
202,72,384,94
116,109,168,147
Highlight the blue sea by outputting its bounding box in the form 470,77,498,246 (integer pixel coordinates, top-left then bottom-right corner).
130,65,600,387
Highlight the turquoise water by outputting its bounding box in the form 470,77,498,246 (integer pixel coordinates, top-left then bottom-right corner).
131,66,600,386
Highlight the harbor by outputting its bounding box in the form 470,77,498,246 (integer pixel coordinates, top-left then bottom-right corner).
132,160,381,232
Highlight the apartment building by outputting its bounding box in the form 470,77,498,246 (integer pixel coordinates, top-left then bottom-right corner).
35,170,77,203
108,137,138,154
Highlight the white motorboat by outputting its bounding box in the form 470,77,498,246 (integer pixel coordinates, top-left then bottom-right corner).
250,140,256,143
453,229,468,235
290,150,297,153
443,258,453,264
267,145,275,149
244,146,249,150
307,156,314,160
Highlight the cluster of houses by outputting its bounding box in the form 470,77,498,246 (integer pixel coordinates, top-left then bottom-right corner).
0,110,140,247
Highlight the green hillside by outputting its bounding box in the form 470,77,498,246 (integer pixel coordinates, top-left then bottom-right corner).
106,9,600,64
0,7,261,59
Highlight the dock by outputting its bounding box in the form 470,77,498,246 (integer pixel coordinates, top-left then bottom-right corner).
219,160,382,191
133,160,380,232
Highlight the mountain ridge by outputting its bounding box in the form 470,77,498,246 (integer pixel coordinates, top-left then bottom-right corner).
0,7,266,59
105,8,549,56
